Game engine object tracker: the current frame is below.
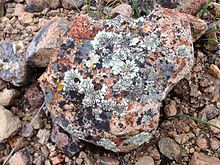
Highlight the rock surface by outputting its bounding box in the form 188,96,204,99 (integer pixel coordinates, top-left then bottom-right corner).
135,156,154,165
112,4,132,17
39,8,205,152
61,0,84,9
158,137,180,160
156,0,209,15
27,18,70,67
0,41,27,86
189,152,220,165
0,106,21,142
0,0,4,17
26,0,60,12
0,88,20,107
9,149,32,165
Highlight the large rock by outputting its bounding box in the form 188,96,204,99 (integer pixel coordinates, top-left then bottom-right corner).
27,18,70,67
0,41,27,86
189,152,220,165
39,8,204,152
0,106,21,142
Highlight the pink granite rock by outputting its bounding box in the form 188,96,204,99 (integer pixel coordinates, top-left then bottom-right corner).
39,8,203,152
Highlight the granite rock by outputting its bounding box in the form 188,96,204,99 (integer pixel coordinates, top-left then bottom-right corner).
39,8,202,152
27,18,70,67
0,41,27,86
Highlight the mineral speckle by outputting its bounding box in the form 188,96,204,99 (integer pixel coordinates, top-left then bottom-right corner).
39,8,196,152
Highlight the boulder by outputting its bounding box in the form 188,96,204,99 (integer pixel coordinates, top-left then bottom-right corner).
39,8,204,152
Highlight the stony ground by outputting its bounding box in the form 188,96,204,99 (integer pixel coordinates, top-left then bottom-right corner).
0,0,220,165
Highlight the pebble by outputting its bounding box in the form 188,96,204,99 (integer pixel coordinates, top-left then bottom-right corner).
0,88,19,107
0,106,21,142
26,17,70,67
135,156,154,165
9,148,32,165
196,135,208,150
50,155,64,165
26,0,60,12
164,100,177,116
210,137,220,150
189,152,220,165
213,2,220,17
208,118,220,134
112,4,132,17
41,145,50,158
147,146,160,160
199,104,219,121
158,137,180,160
209,64,220,79
174,134,189,144
37,129,50,145
79,152,94,165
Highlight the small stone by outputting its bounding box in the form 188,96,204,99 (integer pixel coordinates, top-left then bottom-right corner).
50,124,83,156
14,4,25,17
79,152,93,165
0,106,21,142
25,83,44,109
95,155,120,165
0,41,27,86
189,148,194,154
209,64,220,79
189,152,220,165
61,0,84,9
41,146,50,158
27,18,70,67
47,9,59,17
210,137,220,150
209,118,220,134
112,4,132,17
196,136,208,150
50,155,64,165
135,156,154,165
164,100,177,116
199,104,219,121
45,160,51,165
0,0,5,17
37,129,50,145
147,147,160,160
9,148,32,165
213,2,220,17
158,137,180,160
174,134,189,144
0,88,19,107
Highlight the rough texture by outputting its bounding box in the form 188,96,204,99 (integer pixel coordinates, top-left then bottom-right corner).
156,0,209,15
0,88,20,107
189,152,220,165
27,18,70,67
0,41,27,86
39,8,196,152
61,0,84,9
0,0,4,17
112,4,132,17
26,0,60,12
0,106,21,142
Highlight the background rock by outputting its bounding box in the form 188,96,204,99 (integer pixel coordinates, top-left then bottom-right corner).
61,0,84,9
0,88,20,107
189,152,220,165
26,17,70,67
0,0,5,17
0,106,21,142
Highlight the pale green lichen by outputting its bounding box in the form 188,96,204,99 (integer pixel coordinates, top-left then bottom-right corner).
125,132,152,146
97,138,119,152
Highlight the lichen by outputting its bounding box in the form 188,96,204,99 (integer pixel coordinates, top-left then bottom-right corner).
97,138,119,152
